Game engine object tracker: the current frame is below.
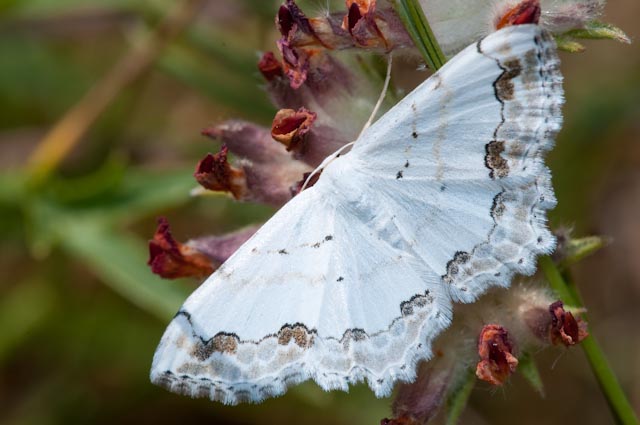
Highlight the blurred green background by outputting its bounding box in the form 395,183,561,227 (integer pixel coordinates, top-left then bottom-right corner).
0,0,638,424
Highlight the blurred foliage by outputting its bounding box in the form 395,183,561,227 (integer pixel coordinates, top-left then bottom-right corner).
0,0,639,424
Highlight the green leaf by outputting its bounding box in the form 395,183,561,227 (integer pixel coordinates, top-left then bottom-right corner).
561,235,609,267
518,351,545,396
0,277,56,363
555,36,586,53
390,0,446,70
566,21,631,44
445,368,475,425
55,217,189,321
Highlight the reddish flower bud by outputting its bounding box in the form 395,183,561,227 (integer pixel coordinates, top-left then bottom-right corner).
194,146,248,200
148,217,215,279
342,0,390,48
475,324,518,385
277,38,311,89
549,301,589,346
495,0,541,30
277,0,316,39
201,121,310,206
522,299,589,346
274,0,410,87
271,107,317,151
258,52,284,82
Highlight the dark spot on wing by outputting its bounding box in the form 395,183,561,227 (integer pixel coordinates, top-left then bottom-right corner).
396,170,403,179
485,140,509,179
495,58,522,101
277,323,313,348
443,251,471,284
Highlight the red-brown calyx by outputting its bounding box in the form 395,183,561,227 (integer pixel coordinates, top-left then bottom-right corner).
194,145,248,200
148,217,215,279
496,0,541,29
549,301,589,346
475,324,519,385
271,107,317,151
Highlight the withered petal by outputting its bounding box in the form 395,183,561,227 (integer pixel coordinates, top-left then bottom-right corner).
201,120,311,206
193,146,248,200
258,51,284,82
476,324,518,385
549,301,589,346
271,107,317,150
148,217,215,279
495,0,541,29
278,0,315,37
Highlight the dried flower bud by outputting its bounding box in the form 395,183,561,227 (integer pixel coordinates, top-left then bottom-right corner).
258,51,284,82
522,299,589,346
201,121,310,206
276,1,316,88
260,54,367,167
275,0,410,87
418,0,619,58
475,324,518,385
549,301,589,346
271,107,317,150
342,0,392,49
194,146,248,199
148,217,215,279
495,0,541,29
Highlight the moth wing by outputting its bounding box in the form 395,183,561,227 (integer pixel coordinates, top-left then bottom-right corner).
151,183,451,404
348,24,563,303
151,24,563,404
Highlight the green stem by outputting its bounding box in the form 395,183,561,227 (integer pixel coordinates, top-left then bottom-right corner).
540,256,639,425
391,0,446,70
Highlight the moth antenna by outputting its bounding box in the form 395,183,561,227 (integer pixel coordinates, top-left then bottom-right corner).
300,54,393,192
300,141,355,191
358,52,393,139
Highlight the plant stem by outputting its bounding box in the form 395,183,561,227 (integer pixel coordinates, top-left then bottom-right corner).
540,256,638,425
390,0,446,70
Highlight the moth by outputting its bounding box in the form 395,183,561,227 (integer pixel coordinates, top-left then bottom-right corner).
151,24,563,404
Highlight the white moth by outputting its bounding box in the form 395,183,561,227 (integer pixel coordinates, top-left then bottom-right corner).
151,24,563,404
